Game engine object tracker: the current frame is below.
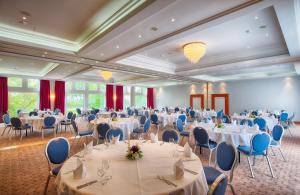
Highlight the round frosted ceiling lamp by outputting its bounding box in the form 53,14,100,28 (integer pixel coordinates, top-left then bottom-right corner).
101,71,112,80
183,42,206,64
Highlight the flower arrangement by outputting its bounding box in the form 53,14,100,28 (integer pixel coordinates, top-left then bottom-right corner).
126,145,143,160
112,117,118,121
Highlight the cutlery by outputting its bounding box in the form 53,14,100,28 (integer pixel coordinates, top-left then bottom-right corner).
63,170,73,175
157,176,177,187
182,159,197,162
76,180,98,190
142,140,147,143
184,168,198,175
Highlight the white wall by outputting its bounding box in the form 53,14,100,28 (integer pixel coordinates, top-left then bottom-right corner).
155,76,300,120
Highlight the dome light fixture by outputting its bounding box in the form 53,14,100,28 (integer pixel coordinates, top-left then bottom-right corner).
183,42,206,64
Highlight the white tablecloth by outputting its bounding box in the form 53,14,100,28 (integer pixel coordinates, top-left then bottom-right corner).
56,141,208,195
231,115,278,130
191,122,259,146
91,118,139,139
157,113,178,127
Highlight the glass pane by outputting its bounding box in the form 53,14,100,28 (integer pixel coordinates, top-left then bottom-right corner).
8,77,22,87
99,84,106,92
142,87,147,95
125,86,131,94
124,95,131,109
66,81,72,91
135,95,147,108
88,83,98,91
135,87,141,94
66,94,84,112
28,79,39,88
74,82,85,90
8,92,39,117
88,94,105,109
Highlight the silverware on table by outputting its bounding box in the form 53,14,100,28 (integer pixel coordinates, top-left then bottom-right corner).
76,180,98,190
184,168,198,175
157,176,177,187
182,159,197,162
63,170,73,175
142,140,147,143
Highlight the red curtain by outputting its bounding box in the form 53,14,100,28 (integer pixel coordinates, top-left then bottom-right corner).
106,84,114,110
0,77,8,119
39,80,51,110
147,88,154,109
54,81,65,114
115,85,123,111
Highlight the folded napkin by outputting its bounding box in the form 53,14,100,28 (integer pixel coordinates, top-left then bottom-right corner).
253,124,259,131
183,142,192,158
173,159,184,180
150,133,158,143
73,158,86,179
83,141,93,154
232,120,237,126
111,135,120,144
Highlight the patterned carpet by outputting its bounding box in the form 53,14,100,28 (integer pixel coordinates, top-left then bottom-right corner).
0,123,299,195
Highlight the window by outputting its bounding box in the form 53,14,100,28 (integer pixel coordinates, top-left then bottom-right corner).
74,82,85,90
8,77,22,87
124,86,131,109
88,94,104,109
135,87,147,108
66,81,72,91
88,83,98,91
66,94,84,112
8,77,39,117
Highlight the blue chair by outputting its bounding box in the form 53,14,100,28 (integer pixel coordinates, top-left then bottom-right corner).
217,110,224,119
54,108,61,115
190,110,196,118
134,109,139,116
111,112,117,118
222,115,230,124
150,114,160,131
2,114,12,136
237,132,275,178
76,108,82,116
269,125,286,161
203,117,212,123
251,111,258,116
90,110,96,115
87,114,96,122
133,118,151,135
60,112,73,133
178,114,187,124
176,119,190,144
253,117,267,131
204,142,237,195
206,174,228,195
106,128,124,141
145,110,149,118
44,137,69,195
71,120,94,146
139,115,146,128
120,113,127,118
127,109,133,116
42,116,56,136
240,119,253,127
174,107,180,113
96,123,110,144
29,111,38,116
193,127,217,165
279,112,292,137
10,117,32,139
162,129,179,143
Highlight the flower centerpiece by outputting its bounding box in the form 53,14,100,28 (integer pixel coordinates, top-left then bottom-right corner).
215,118,225,128
126,144,143,160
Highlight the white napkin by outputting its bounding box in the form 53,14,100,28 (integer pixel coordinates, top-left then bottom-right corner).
111,135,120,144
173,159,184,180
73,158,86,179
253,124,259,131
232,120,237,126
183,142,192,158
150,133,158,143
84,141,93,154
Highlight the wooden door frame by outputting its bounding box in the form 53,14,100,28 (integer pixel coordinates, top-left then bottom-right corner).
211,94,229,115
190,94,205,110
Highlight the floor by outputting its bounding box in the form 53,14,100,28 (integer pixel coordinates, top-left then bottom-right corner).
0,122,299,195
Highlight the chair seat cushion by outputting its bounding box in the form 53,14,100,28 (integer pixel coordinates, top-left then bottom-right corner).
23,124,32,129
61,121,71,125
79,130,93,136
203,166,223,184
180,131,190,137
51,165,62,176
43,126,55,129
151,122,159,125
197,140,217,149
238,145,265,156
133,128,143,133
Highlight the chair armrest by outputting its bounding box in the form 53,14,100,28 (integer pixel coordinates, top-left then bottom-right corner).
207,173,227,195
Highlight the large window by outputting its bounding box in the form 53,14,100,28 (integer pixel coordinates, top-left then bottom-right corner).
135,87,147,108
66,81,106,112
124,86,131,109
8,77,39,116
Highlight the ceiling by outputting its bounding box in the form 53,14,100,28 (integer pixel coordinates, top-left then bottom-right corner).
0,0,299,86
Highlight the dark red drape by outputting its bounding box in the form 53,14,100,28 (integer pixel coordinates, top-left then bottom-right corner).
54,80,65,114
106,84,114,110
115,85,123,111
0,77,8,119
147,88,154,109
39,80,51,110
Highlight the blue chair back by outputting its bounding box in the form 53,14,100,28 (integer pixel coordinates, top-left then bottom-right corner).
134,109,139,116
253,117,267,131
88,114,96,122
29,111,38,116
11,117,22,128
176,119,184,132
151,114,158,123
165,107,169,112
106,128,123,141
76,108,82,115
111,112,117,118
44,116,56,127
216,142,236,171
251,133,270,155
3,114,11,125
120,113,126,118
128,109,133,116
280,112,288,121
217,110,224,119
162,129,179,143
67,112,73,120
178,114,186,123
144,119,151,133
190,110,196,118
54,108,60,115
97,123,110,138
203,117,211,123
90,110,96,115
272,125,284,142
45,137,69,164
140,115,146,126
222,115,230,123
251,111,258,116
193,127,209,145
240,119,253,127
145,111,149,118
174,107,179,113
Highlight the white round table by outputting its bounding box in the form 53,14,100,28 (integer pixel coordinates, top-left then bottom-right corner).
56,141,208,195
157,113,178,127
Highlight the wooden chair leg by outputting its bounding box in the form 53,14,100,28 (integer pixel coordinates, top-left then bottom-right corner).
43,175,51,195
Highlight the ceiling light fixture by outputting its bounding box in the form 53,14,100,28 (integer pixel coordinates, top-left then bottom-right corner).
254,16,259,20
101,71,112,80
183,42,206,64
116,45,120,49
100,53,104,56
171,18,175,22
138,34,142,38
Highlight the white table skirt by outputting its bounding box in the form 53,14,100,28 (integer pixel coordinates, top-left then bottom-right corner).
231,116,278,130
56,141,208,195
20,115,63,131
157,113,178,127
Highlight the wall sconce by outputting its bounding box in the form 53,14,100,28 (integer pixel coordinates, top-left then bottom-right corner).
113,95,117,101
50,94,55,101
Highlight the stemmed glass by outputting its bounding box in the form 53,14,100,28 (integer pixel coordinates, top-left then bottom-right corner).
97,160,110,178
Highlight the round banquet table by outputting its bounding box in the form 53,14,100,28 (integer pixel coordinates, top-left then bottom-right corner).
56,141,208,195
91,118,139,140
157,113,178,127
231,115,278,130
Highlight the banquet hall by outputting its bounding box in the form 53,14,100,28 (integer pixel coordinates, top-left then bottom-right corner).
0,0,300,194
